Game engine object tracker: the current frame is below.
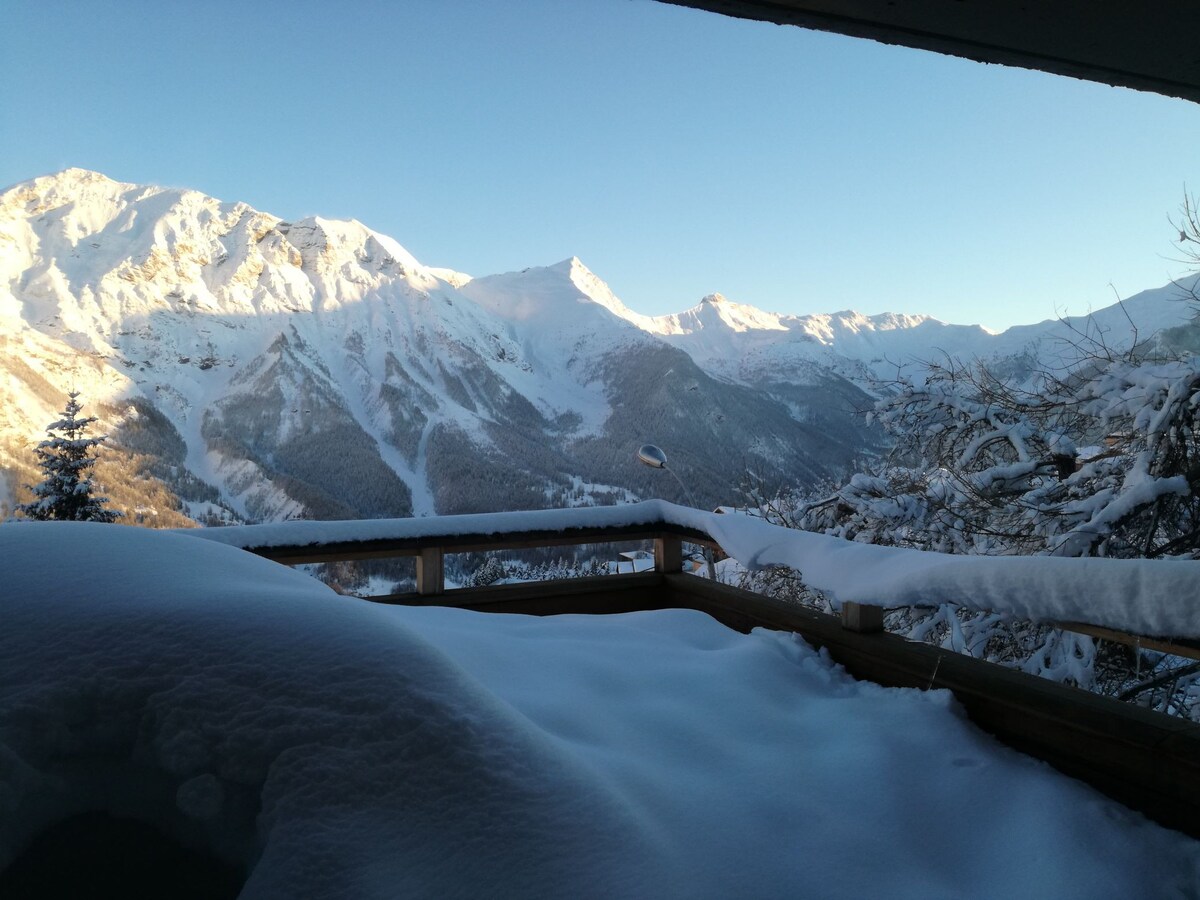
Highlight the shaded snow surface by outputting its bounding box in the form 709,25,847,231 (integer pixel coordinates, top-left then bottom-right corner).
1,523,1198,898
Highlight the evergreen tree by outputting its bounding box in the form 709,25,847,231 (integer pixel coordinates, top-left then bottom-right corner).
470,556,508,587
18,392,122,522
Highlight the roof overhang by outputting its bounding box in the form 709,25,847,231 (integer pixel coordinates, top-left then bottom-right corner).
658,0,1200,103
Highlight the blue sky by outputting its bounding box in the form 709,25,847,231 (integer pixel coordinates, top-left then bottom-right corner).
3,0,1197,330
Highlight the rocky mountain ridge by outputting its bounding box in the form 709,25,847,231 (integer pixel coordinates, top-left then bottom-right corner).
0,169,1192,524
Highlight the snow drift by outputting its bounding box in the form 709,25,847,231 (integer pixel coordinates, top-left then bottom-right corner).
1,522,1198,897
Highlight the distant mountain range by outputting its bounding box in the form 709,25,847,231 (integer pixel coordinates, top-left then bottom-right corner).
0,169,1194,524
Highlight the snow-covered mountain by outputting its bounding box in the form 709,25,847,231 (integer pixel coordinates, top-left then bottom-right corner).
0,170,882,521
0,169,1193,524
627,283,1197,386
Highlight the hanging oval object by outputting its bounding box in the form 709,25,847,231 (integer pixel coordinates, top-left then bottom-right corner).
636,444,668,469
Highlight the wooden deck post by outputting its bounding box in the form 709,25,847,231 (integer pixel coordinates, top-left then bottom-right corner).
655,535,683,573
416,547,444,595
842,601,884,633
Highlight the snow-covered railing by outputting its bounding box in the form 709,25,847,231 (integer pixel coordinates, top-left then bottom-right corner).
180,501,718,595
173,506,1200,837
180,500,1200,650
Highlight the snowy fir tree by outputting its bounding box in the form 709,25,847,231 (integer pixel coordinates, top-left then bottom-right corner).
18,392,122,522
469,555,509,587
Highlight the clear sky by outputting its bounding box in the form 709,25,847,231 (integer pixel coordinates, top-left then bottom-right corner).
3,0,1197,331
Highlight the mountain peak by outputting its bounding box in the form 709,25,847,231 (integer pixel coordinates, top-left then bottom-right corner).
463,255,652,332
547,256,591,278
700,293,727,305
28,167,120,189
2,167,124,207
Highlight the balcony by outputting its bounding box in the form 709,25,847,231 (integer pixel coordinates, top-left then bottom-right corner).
186,500,1200,839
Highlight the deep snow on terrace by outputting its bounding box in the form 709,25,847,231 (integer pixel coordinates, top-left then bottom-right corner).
1,522,1198,897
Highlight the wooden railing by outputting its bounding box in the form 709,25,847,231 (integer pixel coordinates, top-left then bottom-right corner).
202,517,714,594
208,514,1200,662
184,510,1200,837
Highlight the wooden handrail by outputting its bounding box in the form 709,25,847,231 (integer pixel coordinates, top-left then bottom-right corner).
181,514,1200,837
204,514,1199,661
236,522,716,568
1057,621,1200,662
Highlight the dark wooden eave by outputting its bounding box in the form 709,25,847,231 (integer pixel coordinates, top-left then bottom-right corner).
658,0,1200,103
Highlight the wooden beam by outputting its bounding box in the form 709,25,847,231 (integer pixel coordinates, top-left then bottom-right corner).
841,601,884,633
1057,621,1200,663
243,523,714,566
655,535,683,573
416,547,444,595
375,572,670,616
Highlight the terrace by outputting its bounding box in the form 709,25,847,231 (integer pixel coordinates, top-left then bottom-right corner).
188,500,1200,839
3,511,1198,897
